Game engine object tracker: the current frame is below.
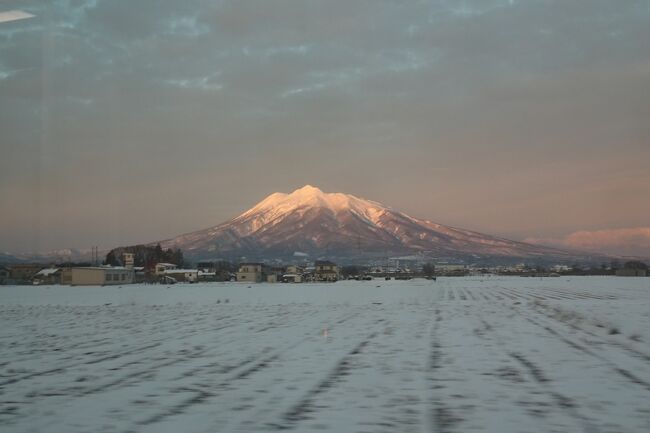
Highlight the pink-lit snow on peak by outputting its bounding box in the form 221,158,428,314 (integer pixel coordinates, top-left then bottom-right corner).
237,185,389,226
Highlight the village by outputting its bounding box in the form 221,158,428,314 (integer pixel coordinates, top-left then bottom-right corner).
0,254,341,286
1,251,647,286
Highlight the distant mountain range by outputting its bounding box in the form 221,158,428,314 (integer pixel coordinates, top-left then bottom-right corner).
0,249,95,265
153,185,601,264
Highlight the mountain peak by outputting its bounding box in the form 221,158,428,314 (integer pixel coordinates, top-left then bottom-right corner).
292,184,323,195
289,184,326,200
234,185,388,229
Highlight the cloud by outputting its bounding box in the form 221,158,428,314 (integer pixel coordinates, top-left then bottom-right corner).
162,72,222,91
525,228,650,257
164,15,210,37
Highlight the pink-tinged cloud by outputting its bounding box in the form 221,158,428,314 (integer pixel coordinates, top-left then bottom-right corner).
525,227,650,257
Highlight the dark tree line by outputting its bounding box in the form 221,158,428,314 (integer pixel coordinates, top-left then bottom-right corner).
340,265,369,278
197,260,238,273
105,244,185,269
623,260,648,270
422,262,436,277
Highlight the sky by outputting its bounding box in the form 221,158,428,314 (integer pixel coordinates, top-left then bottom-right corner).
1,0,649,257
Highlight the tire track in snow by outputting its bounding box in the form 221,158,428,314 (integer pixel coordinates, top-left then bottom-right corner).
513,307,650,393
0,342,162,388
0,307,244,389
134,335,314,428
529,303,650,364
269,331,380,430
507,351,600,433
476,313,600,433
426,308,464,433
131,309,363,429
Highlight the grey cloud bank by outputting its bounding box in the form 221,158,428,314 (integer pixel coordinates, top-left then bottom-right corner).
1,0,649,254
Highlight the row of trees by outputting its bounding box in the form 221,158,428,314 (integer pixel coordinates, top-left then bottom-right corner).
620,260,648,270
105,244,185,269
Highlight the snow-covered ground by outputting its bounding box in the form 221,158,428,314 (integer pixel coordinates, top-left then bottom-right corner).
1,277,649,433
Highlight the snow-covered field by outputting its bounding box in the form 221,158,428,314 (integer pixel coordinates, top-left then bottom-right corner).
1,277,650,433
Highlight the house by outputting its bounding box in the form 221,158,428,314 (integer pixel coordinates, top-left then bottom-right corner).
314,260,339,282
281,265,304,283
236,263,263,283
32,268,62,285
196,261,233,281
8,264,43,284
133,266,147,283
198,270,216,282
390,256,421,272
0,266,8,285
61,268,72,285
436,264,468,277
123,252,135,268
266,267,285,283
286,265,304,275
163,269,198,283
64,267,134,286
155,262,177,275
551,265,571,273
282,273,303,283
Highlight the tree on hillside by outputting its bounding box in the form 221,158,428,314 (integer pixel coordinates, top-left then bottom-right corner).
171,249,184,268
422,262,436,277
105,250,118,266
341,265,367,278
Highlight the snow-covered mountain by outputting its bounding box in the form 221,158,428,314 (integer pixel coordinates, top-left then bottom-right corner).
0,249,95,264
157,185,583,263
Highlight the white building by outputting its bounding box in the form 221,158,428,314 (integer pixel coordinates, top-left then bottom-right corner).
64,267,134,286
32,268,62,285
282,273,303,283
163,269,198,283
155,263,177,275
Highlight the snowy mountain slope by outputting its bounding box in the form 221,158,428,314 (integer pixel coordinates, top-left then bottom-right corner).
157,185,581,261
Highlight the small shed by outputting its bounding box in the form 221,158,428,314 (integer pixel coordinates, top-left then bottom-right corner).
33,268,62,285
163,269,198,283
